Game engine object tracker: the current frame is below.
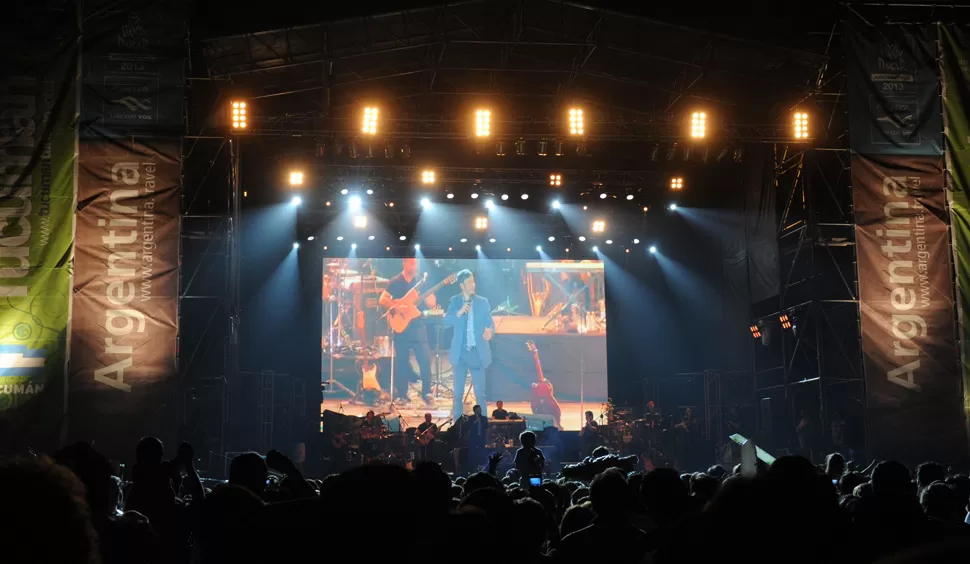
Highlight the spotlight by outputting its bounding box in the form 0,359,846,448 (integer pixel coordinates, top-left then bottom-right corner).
399,235,407,241
551,200,561,209
749,325,762,339
548,236,555,241
292,242,299,249
780,313,792,330
549,174,562,187
485,199,495,209
489,238,496,243
506,248,511,252
447,193,455,199
415,244,421,250
690,111,707,139
230,100,247,130
475,217,488,230
501,194,509,201
366,188,373,195
289,170,304,186
341,188,349,195
290,195,302,207
668,203,678,211
536,245,542,252
422,169,436,184
349,196,362,211
670,177,684,190
642,206,649,212
475,244,482,251
362,107,379,135
626,194,634,200
592,246,599,252
337,236,344,241
460,238,468,243
471,192,479,199
591,220,605,233
568,108,585,136
307,236,315,241
351,243,357,249
420,197,431,208
633,238,640,244
578,236,586,242
599,193,607,199
649,245,657,254
606,239,613,245
368,235,375,241
793,111,809,139
521,193,529,200
475,109,491,137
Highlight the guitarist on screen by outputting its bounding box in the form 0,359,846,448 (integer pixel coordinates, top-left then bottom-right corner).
379,258,437,406
526,341,562,429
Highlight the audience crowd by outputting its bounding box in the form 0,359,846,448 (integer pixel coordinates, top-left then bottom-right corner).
4,435,970,564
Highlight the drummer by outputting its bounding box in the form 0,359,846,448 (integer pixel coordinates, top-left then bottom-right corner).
361,410,383,436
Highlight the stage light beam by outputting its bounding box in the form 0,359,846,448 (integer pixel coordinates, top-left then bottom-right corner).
551,200,561,209
649,245,657,254
348,195,361,211
485,199,495,209
293,242,299,249
536,245,542,252
420,197,431,209
668,203,678,211
353,215,367,228
290,195,302,207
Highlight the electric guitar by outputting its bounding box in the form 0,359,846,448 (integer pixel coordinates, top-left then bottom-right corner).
415,417,453,446
526,340,562,429
386,273,457,334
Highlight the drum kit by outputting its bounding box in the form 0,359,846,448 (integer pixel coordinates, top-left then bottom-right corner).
600,400,663,457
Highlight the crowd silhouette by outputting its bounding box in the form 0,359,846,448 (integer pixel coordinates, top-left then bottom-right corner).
4,433,970,564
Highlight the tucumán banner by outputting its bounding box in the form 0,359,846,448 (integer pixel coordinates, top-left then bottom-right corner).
70,0,184,456
0,5,78,452
941,25,970,423
852,153,965,461
846,24,943,156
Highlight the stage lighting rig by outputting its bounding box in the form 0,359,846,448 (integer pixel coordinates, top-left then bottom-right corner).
690,111,707,139
230,100,247,130
749,325,762,339
780,314,792,330
551,200,561,209
353,215,367,228
592,220,605,233
422,169,436,184
649,246,657,254
568,108,585,136
420,197,432,209
475,217,488,230
290,195,302,207
475,109,491,137
289,170,304,186
362,107,379,135
349,196,361,211
793,112,809,139
670,177,684,191
549,174,562,187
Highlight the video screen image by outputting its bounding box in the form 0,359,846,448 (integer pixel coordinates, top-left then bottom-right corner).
321,258,607,432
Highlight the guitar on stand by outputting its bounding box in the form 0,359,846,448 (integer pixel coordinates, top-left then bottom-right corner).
384,273,457,334
525,340,562,429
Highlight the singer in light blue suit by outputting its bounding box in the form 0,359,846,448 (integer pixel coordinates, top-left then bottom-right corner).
443,269,495,420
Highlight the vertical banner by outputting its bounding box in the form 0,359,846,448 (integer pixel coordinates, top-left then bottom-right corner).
846,24,943,156
0,4,78,451
71,1,184,456
853,154,965,460
941,25,970,419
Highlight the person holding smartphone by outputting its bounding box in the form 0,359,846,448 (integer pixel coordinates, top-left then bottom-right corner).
514,431,545,489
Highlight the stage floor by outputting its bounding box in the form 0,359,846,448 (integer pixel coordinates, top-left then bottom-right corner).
320,380,603,431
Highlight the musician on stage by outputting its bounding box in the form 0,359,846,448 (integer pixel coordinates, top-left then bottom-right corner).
416,413,439,461
443,269,495,420
379,258,436,406
491,400,509,420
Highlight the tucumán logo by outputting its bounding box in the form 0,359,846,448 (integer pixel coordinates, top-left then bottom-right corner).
877,42,909,73
111,97,152,111
118,14,148,50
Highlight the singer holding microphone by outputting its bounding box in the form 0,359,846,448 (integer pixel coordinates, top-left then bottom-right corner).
443,269,495,421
